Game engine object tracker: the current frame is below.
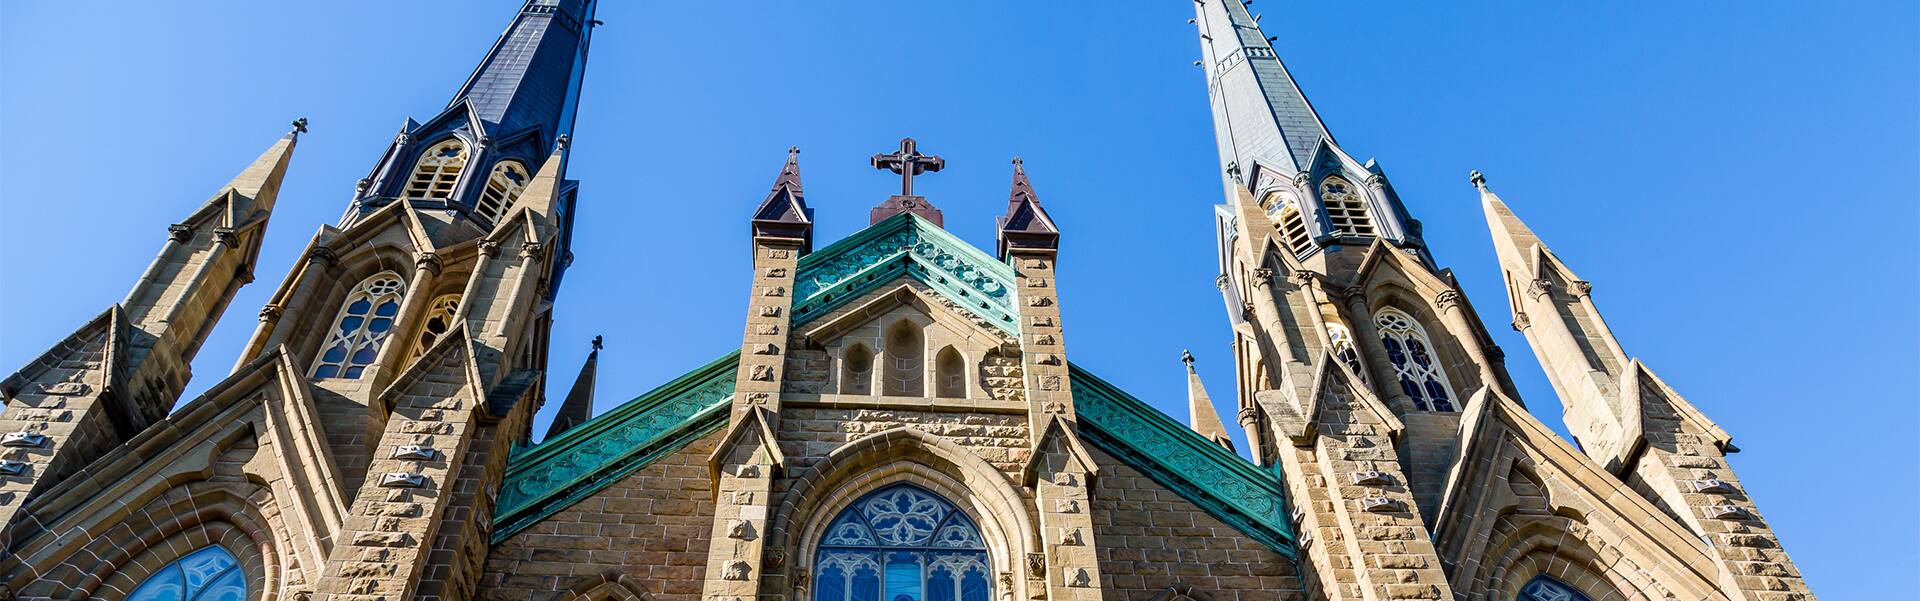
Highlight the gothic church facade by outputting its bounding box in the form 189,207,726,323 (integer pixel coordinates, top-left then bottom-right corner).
0,2,1814,601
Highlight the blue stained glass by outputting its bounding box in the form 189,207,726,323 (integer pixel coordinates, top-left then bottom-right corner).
346,299,371,315
369,317,393,334
816,484,989,601
927,568,956,601
885,552,921,601
320,342,348,363
374,300,400,317
1382,336,1407,367
960,569,990,601
312,364,339,379
338,316,364,333
350,344,378,366
1517,575,1594,601
344,366,366,378
125,545,246,601
1408,339,1434,368
852,563,881,601
819,564,848,601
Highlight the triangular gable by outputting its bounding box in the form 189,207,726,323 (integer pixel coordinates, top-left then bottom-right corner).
1069,364,1298,556
491,352,738,542
790,213,1018,333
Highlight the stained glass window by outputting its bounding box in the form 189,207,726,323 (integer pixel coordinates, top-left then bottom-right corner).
1327,323,1368,385
815,484,991,601
1516,575,1594,601
311,272,406,379
403,139,469,202
475,160,530,224
407,294,461,361
1374,308,1457,411
125,545,246,601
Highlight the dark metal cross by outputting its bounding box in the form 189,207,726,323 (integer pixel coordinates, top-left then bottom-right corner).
870,138,945,197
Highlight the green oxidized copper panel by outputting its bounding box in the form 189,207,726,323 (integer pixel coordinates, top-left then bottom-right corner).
492,352,739,542
1070,364,1298,556
791,214,1017,333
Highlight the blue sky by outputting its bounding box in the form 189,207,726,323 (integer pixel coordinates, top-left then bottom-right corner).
2,1,1914,595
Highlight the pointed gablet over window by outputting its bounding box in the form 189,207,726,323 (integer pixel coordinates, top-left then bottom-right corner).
996,157,1060,259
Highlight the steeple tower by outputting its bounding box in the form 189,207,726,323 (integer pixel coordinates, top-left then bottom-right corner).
346,0,597,237
1194,0,1424,266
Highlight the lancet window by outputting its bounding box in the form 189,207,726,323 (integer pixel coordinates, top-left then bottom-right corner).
814,484,992,601
1261,191,1315,255
1516,575,1595,601
1319,176,1375,236
311,271,406,379
403,139,469,201
475,160,530,224
125,545,246,601
408,294,462,361
1374,308,1456,411
1327,323,1368,385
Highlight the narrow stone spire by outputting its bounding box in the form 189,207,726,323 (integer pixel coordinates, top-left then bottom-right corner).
544,336,601,440
1182,350,1234,451
1476,170,1554,288
752,146,814,253
995,157,1060,259
1193,0,1334,185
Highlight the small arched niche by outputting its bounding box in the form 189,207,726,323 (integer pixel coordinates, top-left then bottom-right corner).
841,343,874,395
882,320,925,396
934,346,966,399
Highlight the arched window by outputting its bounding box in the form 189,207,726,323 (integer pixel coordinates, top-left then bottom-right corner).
934,347,966,399
125,545,246,601
1261,191,1314,255
403,139,469,201
815,484,991,601
883,322,924,397
1374,308,1456,411
1516,575,1595,601
842,344,874,395
1319,176,1375,237
408,294,462,361
474,160,530,224
311,271,406,379
1327,323,1368,385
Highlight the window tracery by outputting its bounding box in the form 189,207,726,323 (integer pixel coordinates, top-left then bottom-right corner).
408,294,462,361
1327,323,1368,385
1261,191,1314,255
1373,308,1456,411
403,139,469,201
815,484,991,601
125,545,246,601
475,160,530,224
1319,176,1375,236
1516,575,1595,601
311,271,406,379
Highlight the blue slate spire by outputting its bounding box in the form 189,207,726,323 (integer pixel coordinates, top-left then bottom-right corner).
1194,0,1427,263
345,0,597,227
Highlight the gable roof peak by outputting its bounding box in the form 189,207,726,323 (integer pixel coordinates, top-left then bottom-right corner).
997,156,1060,258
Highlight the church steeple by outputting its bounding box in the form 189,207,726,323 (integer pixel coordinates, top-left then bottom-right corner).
346,0,597,228
996,157,1059,259
1194,0,1425,263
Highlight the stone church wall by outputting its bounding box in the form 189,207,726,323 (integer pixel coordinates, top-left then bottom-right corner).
1089,448,1305,601
479,430,724,601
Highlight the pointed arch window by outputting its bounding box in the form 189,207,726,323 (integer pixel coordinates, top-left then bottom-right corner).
311,272,406,379
1516,575,1595,601
841,344,874,395
934,347,966,399
883,322,925,397
1327,323,1368,385
1319,176,1375,237
403,139,469,201
125,545,246,601
1374,308,1456,411
475,160,530,224
1261,191,1315,255
408,294,462,361
815,484,992,601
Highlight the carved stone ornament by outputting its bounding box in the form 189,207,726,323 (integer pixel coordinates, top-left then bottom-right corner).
1485,344,1507,362
764,548,786,570
1,432,47,448
520,241,546,259
758,305,781,317
1289,270,1316,286
393,445,437,461
1705,504,1747,520
258,305,284,322
1340,286,1368,306
723,560,751,581
735,464,761,478
1528,278,1554,300
1360,496,1397,512
40,382,87,396
1068,567,1091,587
1055,499,1080,514
212,227,239,247
379,472,427,488
1060,528,1084,545
726,519,756,540
168,223,194,243
477,240,501,257
1250,267,1275,288
1026,554,1046,579
1691,479,1735,494
306,246,340,266
1572,280,1594,298
415,252,443,275
791,568,809,589
1511,312,1531,332
1434,290,1461,311
0,459,25,476
1215,274,1230,291
1350,470,1391,485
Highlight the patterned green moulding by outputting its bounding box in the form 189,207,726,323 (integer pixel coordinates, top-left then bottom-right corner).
1070,364,1300,557
491,352,739,543
791,213,1018,335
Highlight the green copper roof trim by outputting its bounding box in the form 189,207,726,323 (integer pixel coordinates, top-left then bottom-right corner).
1069,363,1299,557
791,213,1017,334
491,352,739,542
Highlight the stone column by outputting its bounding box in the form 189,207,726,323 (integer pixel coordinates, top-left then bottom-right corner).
1341,288,1412,412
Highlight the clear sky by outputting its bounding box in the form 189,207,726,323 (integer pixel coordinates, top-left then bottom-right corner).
2,1,1914,596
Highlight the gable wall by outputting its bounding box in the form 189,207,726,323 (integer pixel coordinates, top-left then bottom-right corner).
1088,447,1304,601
